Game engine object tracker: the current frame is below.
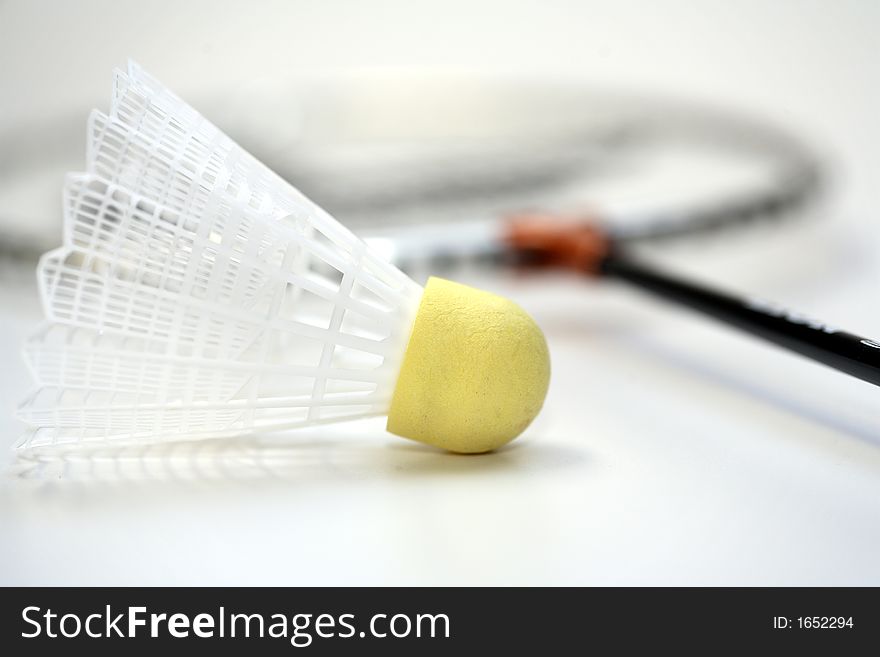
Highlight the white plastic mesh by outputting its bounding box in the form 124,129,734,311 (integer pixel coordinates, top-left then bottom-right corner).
17,62,424,449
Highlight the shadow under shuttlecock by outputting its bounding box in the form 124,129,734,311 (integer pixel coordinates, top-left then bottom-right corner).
7,432,586,488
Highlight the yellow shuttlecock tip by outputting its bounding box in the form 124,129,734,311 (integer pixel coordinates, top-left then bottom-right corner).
387,277,551,454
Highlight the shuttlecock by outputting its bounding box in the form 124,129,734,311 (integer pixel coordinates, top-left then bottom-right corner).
17,62,550,454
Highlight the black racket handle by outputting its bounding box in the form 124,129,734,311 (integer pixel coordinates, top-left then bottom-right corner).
601,254,880,388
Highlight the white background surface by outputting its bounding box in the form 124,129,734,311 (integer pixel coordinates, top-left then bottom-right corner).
2,0,880,585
